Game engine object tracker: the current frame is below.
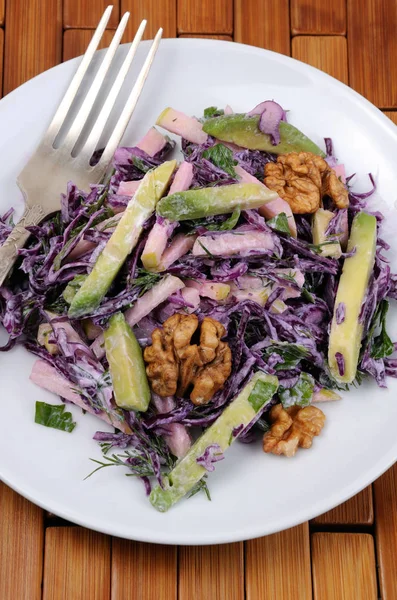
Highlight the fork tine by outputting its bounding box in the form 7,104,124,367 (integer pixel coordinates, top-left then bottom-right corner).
62,11,131,153
94,28,163,173
44,6,114,145
81,20,147,159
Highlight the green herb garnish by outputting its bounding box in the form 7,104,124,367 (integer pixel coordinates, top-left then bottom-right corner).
131,156,152,173
202,143,238,177
319,366,364,392
86,426,176,481
266,212,291,235
203,106,224,119
301,287,316,303
86,450,159,480
45,294,69,315
263,341,309,370
309,240,341,254
35,401,76,433
187,476,211,501
197,240,214,258
370,300,395,359
220,207,241,230
185,208,241,236
255,418,271,434
63,274,88,304
278,372,315,409
131,268,161,296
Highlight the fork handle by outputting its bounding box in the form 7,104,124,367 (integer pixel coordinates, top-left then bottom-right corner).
0,204,46,286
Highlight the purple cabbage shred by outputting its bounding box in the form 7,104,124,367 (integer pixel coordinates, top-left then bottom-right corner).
335,352,345,377
0,110,396,499
196,444,225,472
335,302,346,325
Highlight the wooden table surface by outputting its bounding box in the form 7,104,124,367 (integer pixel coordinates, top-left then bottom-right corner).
0,1,397,598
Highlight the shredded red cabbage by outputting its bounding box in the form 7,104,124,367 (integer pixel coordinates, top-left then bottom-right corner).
335,352,345,377
335,302,346,325
0,111,396,500
196,443,225,472
247,100,286,145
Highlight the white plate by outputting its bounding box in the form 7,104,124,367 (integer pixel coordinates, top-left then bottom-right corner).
0,39,397,545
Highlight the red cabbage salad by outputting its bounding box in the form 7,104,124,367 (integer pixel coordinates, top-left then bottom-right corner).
1,101,396,512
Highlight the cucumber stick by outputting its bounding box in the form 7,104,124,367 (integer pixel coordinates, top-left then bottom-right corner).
328,212,377,383
150,372,278,512
202,114,325,157
157,183,277,222
68,160,177,318
104,312,150,411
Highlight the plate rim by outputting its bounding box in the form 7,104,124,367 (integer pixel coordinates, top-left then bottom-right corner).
0,37,396,545
1,442,395,545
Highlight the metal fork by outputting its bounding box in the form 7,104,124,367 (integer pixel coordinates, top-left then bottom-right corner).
0,5,162,285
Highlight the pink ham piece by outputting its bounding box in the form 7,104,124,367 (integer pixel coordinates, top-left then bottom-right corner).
91,275,185,359
234,269,304,299
234,164,263,184
158,233,196,271
136,127,167,157
67,213,123,261
274,268,305,300
37,323,57,354
259,197,297,238
231,288,267,304
220,141,241,152
45,311,88,348
231,289,287,313
142,162,194,271
162,423,192,459
124,275,184,328
151,393,176,414
192,230,274,257
156,107,208,145
30,360,131,433
234,165,297,237
150,393,191,458
141,218,177,271
186,280,230,301
338,208,349,250
224,105,234,115
114,132,175,203
312,388,342,403
232,275,263,290
333,164,346,184
229,268,304,309
233,272,303,292
168,161,194,195
117,180,140,197
180,287,200,312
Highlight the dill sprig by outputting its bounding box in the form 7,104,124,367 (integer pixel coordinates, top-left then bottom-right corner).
86,448,160,480
131,268,161,296
187,476,211,501
86,425,176,481
86,425,213,503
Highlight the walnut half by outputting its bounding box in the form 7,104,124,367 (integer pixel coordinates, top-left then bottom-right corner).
263,403,325,457
264,151,349,214
144,314,232,406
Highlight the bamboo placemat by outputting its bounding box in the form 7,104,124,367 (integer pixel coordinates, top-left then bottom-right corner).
1,1,396,598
